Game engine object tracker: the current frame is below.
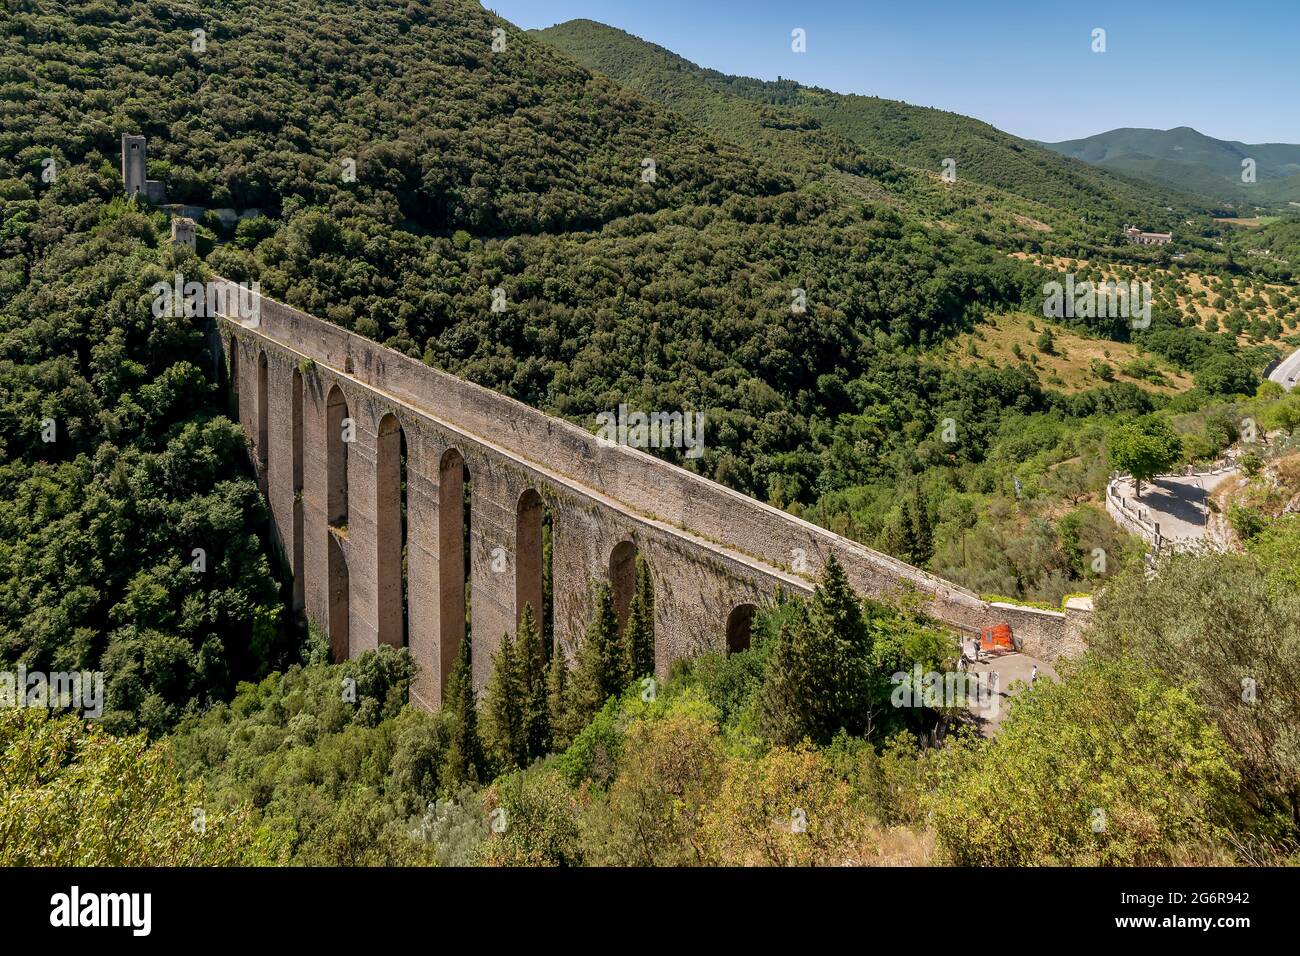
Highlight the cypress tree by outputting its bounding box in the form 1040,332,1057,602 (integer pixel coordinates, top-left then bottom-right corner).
573,580,623,726
753,599,817,745
896,497,919,565
484,627,525,769
516,602,551,761
548,640,573,751
442,636,483,787
808,555,872,723
622,557,655,682
755,555,874,745
484,604,552,769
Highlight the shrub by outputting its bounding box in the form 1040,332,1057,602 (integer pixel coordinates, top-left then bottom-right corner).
701,744,873,866
582,713,723,865
475,769,583,866
1195,354,1256,396
1091,550,1300,835
1228,503,1267,541
0,710,266,865
408,783,488,866
929,655,1239,865
554,696,623,789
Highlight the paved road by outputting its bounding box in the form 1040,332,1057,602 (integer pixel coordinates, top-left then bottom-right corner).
1111,471,1236,546
963,645,1056,736
1269,346,1300,392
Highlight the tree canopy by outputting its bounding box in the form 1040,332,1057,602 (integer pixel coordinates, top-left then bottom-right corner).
1107,416,1183,496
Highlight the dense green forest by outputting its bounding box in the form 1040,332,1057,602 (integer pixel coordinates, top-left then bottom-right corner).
0,179,295,734
7,540,1298,865
1230,218,1300,280
1,0,1298,867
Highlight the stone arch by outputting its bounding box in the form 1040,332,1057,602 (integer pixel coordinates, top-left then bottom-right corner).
291,368,305,614
609,539,638,635
256,349,269,468
377,413,407,649
327,533,349,661
516,489,544,633
326,384,349,527
726,603,757,654
438,447,469,684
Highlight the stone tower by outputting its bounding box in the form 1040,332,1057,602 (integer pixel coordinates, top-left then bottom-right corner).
120,134,167,203
121,134,146,197
171,217,197,250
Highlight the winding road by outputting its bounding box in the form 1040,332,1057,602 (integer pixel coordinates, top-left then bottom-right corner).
1269,345,1300,391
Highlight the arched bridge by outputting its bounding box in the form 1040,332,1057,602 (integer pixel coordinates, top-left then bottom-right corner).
211,278,1089,709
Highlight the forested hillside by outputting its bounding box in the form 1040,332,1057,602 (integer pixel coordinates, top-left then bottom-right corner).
0,181,292,736
3,1,1049,500
1226,217,1300,279
16,0,789,233
3,0,1284,618
527,13,1286,603
533,19,1202,247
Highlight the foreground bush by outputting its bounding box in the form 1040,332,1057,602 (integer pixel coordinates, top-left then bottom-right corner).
702,744,874,866
0,709,265,865
475,769,583,867
928,655,1239,865
581,713,723,866
1091,547,1300,837
167,647,446,865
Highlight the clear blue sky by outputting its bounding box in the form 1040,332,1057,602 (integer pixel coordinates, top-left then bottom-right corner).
486,0,1298,143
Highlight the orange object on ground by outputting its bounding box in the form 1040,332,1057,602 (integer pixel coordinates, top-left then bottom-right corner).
980,623,1014,650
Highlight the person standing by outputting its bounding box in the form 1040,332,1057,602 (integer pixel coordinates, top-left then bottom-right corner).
1030,664,1038,686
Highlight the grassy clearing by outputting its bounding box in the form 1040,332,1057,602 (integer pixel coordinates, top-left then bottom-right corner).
936,311,1194,394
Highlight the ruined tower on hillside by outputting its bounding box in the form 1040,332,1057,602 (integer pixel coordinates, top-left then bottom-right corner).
170,216,196,250
120,134,167,204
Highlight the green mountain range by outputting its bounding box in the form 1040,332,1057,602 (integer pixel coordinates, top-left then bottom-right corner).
532,19,1200,241
1040,126,1300,210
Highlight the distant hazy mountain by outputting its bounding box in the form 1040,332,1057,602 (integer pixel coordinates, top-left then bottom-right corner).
1041,127,1300,209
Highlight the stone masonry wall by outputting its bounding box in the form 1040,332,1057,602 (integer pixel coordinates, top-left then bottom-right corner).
213,278,1090,705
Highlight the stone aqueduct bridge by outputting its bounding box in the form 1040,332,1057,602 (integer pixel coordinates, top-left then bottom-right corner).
212,278,1089,709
